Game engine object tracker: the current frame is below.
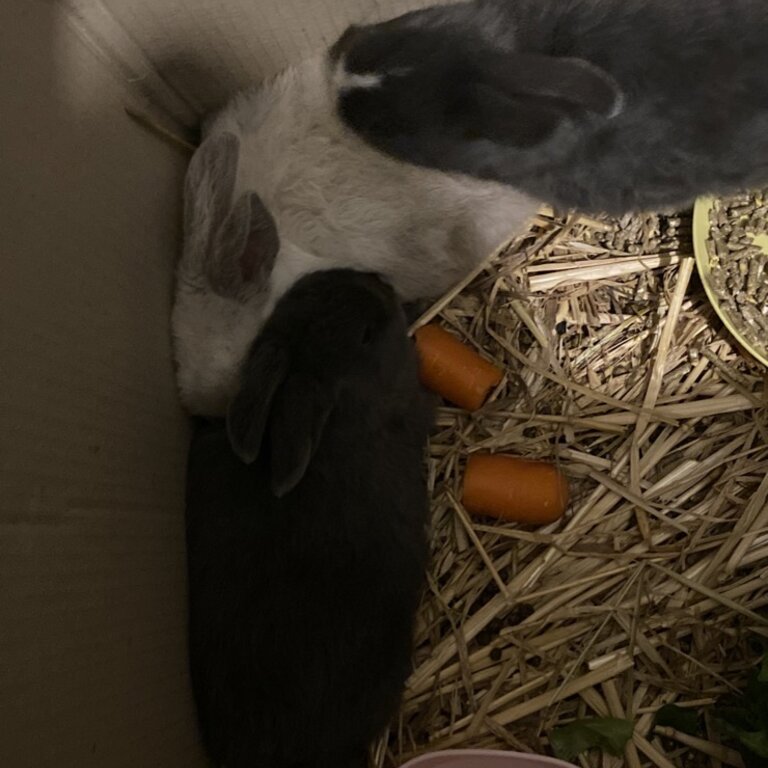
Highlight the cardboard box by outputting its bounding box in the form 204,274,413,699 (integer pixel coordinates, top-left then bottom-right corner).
0,1,434,764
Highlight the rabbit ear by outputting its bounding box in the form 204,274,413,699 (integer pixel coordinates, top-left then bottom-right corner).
183,132,239,266
267,376,334,498
226,338,288,465
184,132,279,299
465,84,569,149
464,53,622,146
480,53,622,120
338,48,621,176
208,192,280,298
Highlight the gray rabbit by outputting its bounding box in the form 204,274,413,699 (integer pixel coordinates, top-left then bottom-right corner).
332,0,768,214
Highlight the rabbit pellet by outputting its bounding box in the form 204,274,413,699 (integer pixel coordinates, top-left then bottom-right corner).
706,189,768,358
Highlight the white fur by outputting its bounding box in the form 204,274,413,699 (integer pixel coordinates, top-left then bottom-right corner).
173,54,539,416
333,61,383,91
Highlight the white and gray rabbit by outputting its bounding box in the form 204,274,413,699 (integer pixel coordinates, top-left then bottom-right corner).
333,0,768,215
172,53,538,417
185,268,434,768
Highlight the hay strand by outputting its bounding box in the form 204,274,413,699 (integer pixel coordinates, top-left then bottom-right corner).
382,208,767,768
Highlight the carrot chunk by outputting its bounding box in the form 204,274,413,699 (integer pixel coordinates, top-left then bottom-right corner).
462,454,569,525
414,324,503,411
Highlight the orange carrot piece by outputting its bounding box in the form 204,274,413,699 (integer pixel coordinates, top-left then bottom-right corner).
462,454,569,525
414,324,503,411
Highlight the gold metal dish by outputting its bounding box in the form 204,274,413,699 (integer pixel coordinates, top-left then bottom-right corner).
692,195,768,368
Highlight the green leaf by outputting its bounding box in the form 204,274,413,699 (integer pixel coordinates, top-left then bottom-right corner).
716,704,754,731
717,718,768,758
654,704,700,736
743,672,768,731
741,731,768,759
713,652,768,766
550,717,634,761
759,654,768,684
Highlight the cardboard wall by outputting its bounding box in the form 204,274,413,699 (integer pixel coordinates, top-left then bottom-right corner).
2,0,451,765
65,0,445,124
0,2,202,765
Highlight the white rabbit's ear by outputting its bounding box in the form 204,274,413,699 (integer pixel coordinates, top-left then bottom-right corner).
183,132,239,263
184,132,279,299
207,192,280,299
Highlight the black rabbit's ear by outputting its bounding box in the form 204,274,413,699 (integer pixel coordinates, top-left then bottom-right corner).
267,376,334,498
226,338,288,465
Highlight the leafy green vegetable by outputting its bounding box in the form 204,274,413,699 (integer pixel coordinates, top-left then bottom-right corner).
717,719,768,759
550,717,633,761
759,653,768,684
654,703,700,736
714,655,768,765
740,731,768,759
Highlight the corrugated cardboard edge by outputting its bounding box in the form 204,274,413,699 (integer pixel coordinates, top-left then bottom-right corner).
60,0,201,134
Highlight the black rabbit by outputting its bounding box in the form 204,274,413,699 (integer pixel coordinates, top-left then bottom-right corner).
185,269,434,768
332,0,768,214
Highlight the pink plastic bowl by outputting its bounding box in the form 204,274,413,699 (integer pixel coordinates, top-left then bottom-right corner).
399,749,574,768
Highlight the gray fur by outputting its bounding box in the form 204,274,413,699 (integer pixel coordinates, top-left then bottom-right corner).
334,0,768,214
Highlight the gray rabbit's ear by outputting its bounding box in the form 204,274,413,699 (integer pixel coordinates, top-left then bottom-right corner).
470,53,623,143
267,376,334,498
207,192,280,299
484,53,622,118
445,54,621,152
337,43,622,178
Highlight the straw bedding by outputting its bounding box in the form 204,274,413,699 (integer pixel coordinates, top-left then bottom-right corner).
377,207,768,768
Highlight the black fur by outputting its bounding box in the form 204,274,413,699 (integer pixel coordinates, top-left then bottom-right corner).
185,269,434,768
333,0,768,214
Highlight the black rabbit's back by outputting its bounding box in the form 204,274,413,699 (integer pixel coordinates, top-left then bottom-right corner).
186,377,431,768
